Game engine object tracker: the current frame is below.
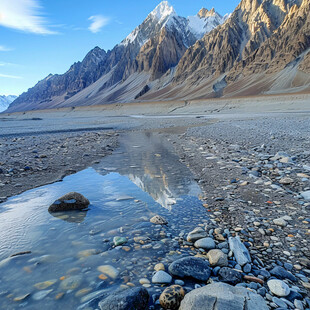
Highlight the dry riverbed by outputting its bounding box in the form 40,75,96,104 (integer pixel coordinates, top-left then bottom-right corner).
0,131,118,201
0,96,309,309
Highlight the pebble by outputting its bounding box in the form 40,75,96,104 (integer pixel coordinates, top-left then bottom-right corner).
194,237,215,250
187,227,207,242
150,215,168,225
206,249,228,267
60,275,83,290
273,218,287,227
113,236,127,246
267,279,290,297
97,265,119,279
32,289,53,301
152,271,172,284
159,285,185,310
154,263,165,271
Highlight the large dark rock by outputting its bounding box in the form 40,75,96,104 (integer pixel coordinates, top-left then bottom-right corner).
179,282,268,310
168,257,211,281
98,287,149,310
270,266,297,282
48,192,90,212
218,267,243,285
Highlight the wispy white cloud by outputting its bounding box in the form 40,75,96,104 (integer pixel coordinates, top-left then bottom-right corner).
0,73,22,79
0,0,56,34
88,15,109,33
0,62,19,66
0,45,13,51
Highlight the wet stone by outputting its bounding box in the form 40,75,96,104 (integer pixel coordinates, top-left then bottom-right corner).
32,289,53,301
48,192,90,212
60,275,83,291
150,215,168,225
113,236,127,246
97,265,119,279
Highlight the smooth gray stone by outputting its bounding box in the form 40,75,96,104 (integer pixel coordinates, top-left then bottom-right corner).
229,236,251,266
179,282,268,310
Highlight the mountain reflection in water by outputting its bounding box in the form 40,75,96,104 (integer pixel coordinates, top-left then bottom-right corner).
95,131,201,210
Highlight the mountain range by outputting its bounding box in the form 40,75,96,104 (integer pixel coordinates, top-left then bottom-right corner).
0,95,17,112
7,0,310,113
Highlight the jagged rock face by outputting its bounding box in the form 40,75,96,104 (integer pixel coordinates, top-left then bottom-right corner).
174,0,303,84
8,1,226,112
12,47,107,107
227,0,310,80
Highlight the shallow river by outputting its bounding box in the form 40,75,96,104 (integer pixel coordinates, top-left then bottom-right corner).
0,131,209,309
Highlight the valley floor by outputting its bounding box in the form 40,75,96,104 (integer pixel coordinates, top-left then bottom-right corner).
0,94,309,300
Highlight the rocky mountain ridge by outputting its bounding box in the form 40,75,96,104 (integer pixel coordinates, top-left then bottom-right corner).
7,0,310,112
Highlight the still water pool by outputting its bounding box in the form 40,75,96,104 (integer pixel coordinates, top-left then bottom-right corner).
0,131,209,309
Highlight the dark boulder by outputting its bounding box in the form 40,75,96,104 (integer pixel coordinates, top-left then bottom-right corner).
48,192,90,212
168,257,211,281
98,287,149,310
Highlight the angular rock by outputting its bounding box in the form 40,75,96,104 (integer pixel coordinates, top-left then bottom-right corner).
168,257,211,281
187,227,207,243
152,271,172,284
206,249,228,267
179,282,268,310
300,190,310,200
267,279,290,297
98,287,149,310
113,236,127,246
228,236,251,266
150,215,168,225
218,267,243,285
194,238,216,250
159,285,185,310
273,218,287,227
279,177,294,185
48,192,90,212
270,266,297,282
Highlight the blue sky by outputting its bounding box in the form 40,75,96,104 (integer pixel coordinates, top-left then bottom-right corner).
0,0,240,96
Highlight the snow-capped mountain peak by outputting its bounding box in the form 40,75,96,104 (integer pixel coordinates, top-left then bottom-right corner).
187,8,229,39
149,1,176,22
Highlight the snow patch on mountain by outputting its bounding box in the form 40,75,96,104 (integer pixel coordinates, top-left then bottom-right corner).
0,95,17,112
187,10,230,39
